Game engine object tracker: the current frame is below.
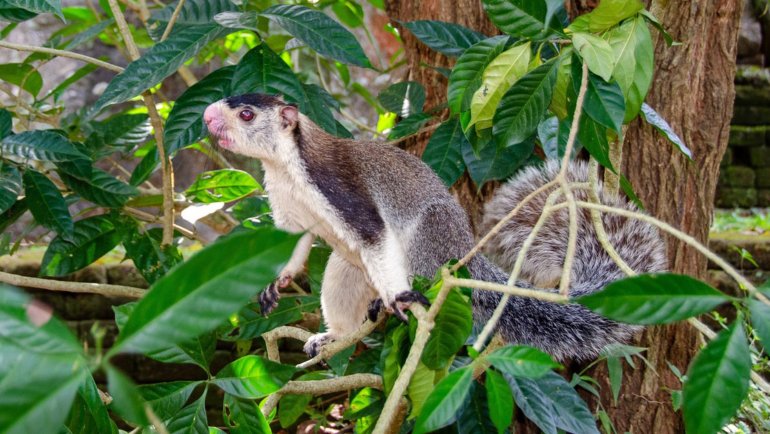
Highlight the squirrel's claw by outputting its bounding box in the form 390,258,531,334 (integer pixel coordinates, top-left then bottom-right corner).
304,332,334,358
390,290,431,322
367,298,384,322
259,281,281,315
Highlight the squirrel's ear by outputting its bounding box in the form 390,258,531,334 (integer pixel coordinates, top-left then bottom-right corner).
280,105,298,131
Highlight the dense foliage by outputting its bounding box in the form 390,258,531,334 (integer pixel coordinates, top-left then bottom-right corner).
0,0,768,433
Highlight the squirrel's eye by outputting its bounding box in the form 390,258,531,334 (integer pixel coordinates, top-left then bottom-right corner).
239,109,255,121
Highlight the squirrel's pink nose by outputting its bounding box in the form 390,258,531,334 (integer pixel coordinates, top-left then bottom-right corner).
203,104,222,127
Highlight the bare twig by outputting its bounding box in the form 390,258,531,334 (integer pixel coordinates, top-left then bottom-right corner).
160,0,187,42
0,271,145,298
261,373,383,417
444,276,568,304
297,315,385,369
0,40,125,73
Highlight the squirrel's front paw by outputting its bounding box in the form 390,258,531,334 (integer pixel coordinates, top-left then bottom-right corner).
304,332,335,358
389,291,430,322
259,274,292,315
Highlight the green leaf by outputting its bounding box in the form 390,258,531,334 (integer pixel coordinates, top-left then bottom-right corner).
382,324,409,394
606,356,622,404
89,24,230,116
40,215,123,276
138,381,199,420
378,81,426,117
165,66,236,155
0,7,38,22
1,130,89,162
279,392,312,428
549,47,572,119
640,10,678,47
3,0,62,18
388,113,432,140
456,383,497,434
229,297,317,340
749,299,770,352
260,4,371,68
492,59,559,147
448,36,509,114
230,43,304,101
576,114,613,170
224,393,271,434
0,198,28,233
577,273,730,324
401,20,485,57
214,355,297,399
468,42,531,131
332,0,364,27
166,391,208,434
0,63,43,96
300,83,351,137
346,386,385,420
185,169,261,203
413,366,474,434
22,169,74,238
0,109,12,139
486,345,561,378
567,0,643,33
463,138,534,186
407,362,436,418
106,366,149,426
606,16,653,121
59,167,138,207
149,0,236,39
640,103,692,159
482,0,547,39
422,118,468,186
65,375,118,434
577,72,625,134
683,322,751,434
123,227,183,284
130,146,160,186
506,371,599,434
111,228,299,355
537,116,581,160
485,369,513,434
422,287,473,370
572,32,614,82
0,164,23,215
91,113,151,148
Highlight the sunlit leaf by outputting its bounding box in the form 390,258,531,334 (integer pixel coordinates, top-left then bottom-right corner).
640,103,692,159
572,32,614,82
224,393,271,434
0,63,43,96
605,16,653,121
448,36,509,115
422,286,473,370
213,355,297,399
487,345,561,378
166,391,208,434
413,366,474,434
568,0,643,33
185,169,261,203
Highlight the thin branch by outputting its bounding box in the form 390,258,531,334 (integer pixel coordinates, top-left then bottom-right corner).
107,0,176,247
262,326,315,363
0,40,125,73
160,0,187,42
444,276,568,304
0,271,145,298
262,374,383,417
385,121,442,147
297,315,385,369
123,207,198,241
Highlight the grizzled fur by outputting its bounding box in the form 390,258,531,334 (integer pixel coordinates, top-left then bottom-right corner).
204,93,667,362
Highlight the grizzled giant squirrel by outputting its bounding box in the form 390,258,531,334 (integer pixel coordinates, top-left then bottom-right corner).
203,93,666,361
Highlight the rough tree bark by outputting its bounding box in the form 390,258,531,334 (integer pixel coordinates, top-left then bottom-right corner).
385,0,741,432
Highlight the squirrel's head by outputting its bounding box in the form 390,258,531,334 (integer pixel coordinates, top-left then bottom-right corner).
203,93,299,160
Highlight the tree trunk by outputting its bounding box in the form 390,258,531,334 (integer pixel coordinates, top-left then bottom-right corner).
384,0,741,432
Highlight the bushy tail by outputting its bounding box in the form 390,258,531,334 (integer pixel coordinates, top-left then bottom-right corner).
467,160,667,361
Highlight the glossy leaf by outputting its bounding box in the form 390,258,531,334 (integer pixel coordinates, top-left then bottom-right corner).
492,59,559,147
572,32,614,82
260,4,371,67
130,147,159,186
40,215,123,277
166,391,208,434
568,0,643,33
1,130,88,162
0,109,11,138
683,322,751,434
111,228,298,355
299,83,351,137
22,169,74,238
463,138,534,186
214,355,297,399
413,366,474,434
3,0,62,18
0,164,23,214
89,24,230,116
487,345,561,378
468,42,531,131
606,16,653,121
577,114,613,170
106,366,149,426
150,0,236,38
0,63,43,96
378,81,426,117
138,381,199,420
549,47,572,119
59,167,138,207
388,113,432,139
123,227,183,284
422,118,468,186
185,169,261,203
224,393,271,434
346,386,385,420
92,113,151,148
506,371,599,434
482,0,547,39
0,6,38,22
422,287,473,370
448,36,509,114
408,362,436,418
485,369,513,434
65,375,118,434
230,44,303,102
402,20,485,57
230,296,318,341
576,71,625,134
640,103,692,159
577,273,730,325
165,66,236,155
538,116,581,160
749,299,770,352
